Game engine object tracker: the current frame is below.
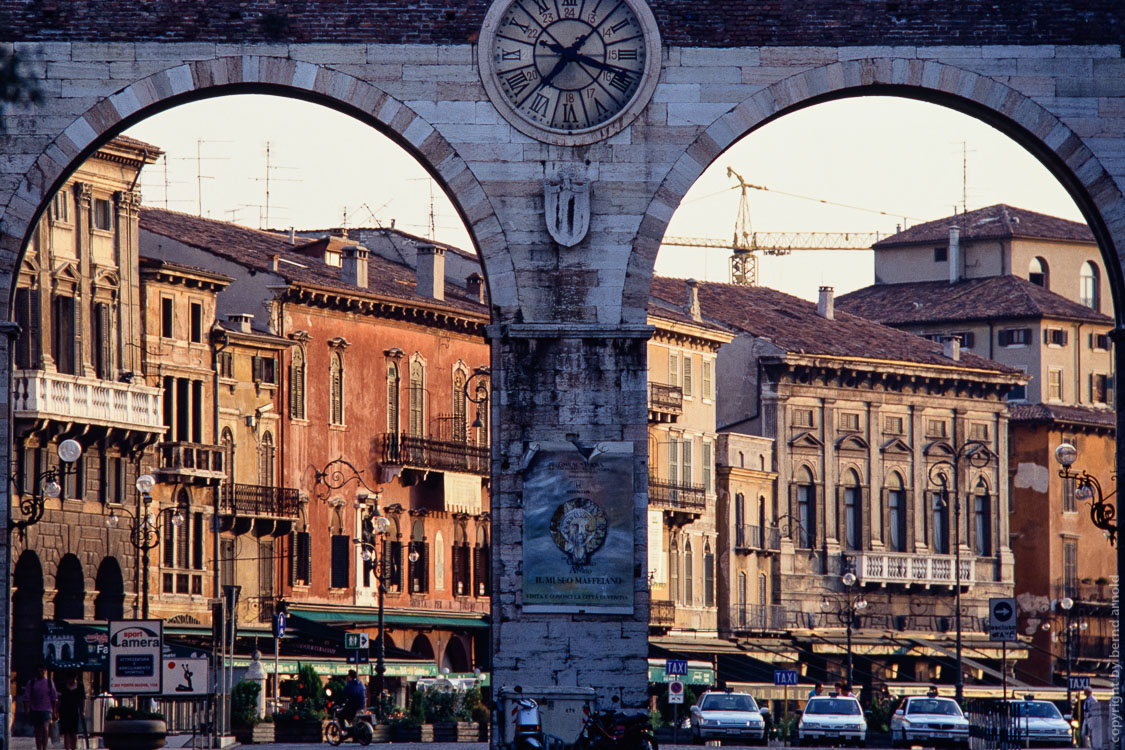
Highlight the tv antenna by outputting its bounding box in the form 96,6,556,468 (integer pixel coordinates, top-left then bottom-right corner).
251,142,299,229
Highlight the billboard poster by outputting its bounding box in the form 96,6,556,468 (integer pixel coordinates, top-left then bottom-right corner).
522,441,634,614
109,620,163,694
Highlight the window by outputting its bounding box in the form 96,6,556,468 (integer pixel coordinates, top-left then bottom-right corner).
387,362,400,432
189,302,202,343
453,525,471,596
702,441,712,494
220,428,234,484
49,191,69,222
473,526,490,597
843,470,862,551
682,356,693,398
52,295,77,375
161,297,173,338
1062,540,1078,598
734,493,745,547
931,491,949,554
681,437,693,485
1029,257,1049,288
702,359,713,400
970,423,990,441
667,440,679,484
884,415,903,435
668,351,680,388
409,520,429,594
93,302,112,379
13,287,40,370
1092,373,1109,404
217,351,233,378
408,359,425,436
100,456,125,505
926,419,949,438
888,473,906,552
62,454,84,501
330,352,344,425
999,328,1031,346
388,521,403,593
933,246,947,262
840,412,860,432
1048,368,1063,401
737,572,746,623
162,491,201,594
683,540,693,605
290,531,311,586
1080,261,1100,310
973,488,992,556
330,534,350,589
452,369,468,442
258,431,275,487
252,355,277,385
703,543,714,608
669,538,679,602
793,408,814,428
93,198,112,231
1063,475,1077,513
1045,328,1069,347
259,537,273,611
289,349,306,419
1091,332,1111,351
434,531,446,591
796,468,816,549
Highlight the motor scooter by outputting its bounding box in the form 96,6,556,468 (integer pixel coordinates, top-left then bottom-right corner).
576,695,657,750
323,686,375,746
511,685,544,750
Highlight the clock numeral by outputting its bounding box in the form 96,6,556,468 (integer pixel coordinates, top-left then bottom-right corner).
592,97,610,116
608,71,633,93
508,18,531,33
528,93,551,116
561,93,579,123
532,0,550,13
588,11,598,23
585,86,598,99
501,49,522,61
611,48,638,61
506,71,532,95
562,6,576,17
604,18,630,37
561,0,578,5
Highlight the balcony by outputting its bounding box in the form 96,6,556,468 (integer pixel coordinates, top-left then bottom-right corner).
650,599,676,627
219,483,301,519
846,552,974,588
648,475,706,522
648,383,683,423
731,604,787,632
380,433,488,476
154,442,226,485
734,525,781,553
12,371,163,434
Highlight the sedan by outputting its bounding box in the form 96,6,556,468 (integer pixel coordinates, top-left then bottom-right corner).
891,697,969,747
1004,700,1075,747
690,691,768,745
798,696,867,746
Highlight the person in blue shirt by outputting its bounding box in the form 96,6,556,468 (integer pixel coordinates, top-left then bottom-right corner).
341,670,367,727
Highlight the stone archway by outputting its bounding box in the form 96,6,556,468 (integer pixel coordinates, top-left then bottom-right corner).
12,551,44,684
52,553,85,620
94,556,126,621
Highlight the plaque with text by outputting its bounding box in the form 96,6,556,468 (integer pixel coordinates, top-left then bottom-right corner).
523,442,635,614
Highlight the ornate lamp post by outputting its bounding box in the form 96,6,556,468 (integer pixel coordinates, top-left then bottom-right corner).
353,490,390,716
821,571,868,687
106,474,182,619
928,439,992,704
10,438,83,540
1043,596,1086,711
465,366,490,433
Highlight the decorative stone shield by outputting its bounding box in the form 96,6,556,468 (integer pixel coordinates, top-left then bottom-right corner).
543,165,591,247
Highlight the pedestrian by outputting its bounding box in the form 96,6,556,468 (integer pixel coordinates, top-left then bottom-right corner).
840,683,855,698
57,671,85,750
1080,688,1098,748
22,664,57,750
927,685,939,698
807,682,823,700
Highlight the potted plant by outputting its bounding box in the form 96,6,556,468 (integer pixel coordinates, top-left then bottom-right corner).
103,706,167,750
272,664,327,742
231,680,276,744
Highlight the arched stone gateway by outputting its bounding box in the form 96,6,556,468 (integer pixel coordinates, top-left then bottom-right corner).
0,2,1123,739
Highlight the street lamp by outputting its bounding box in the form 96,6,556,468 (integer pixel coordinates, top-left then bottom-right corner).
9,438,83,540
106,474,182,619
464,366,490,432
314,456,381,502
928,439,993,704
1043,596,1087,711
353,490,390,716
821,571,868,688
1054,442,1117,546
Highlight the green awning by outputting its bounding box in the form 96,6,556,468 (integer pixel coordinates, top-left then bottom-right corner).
288,607,489,630
233,656,439,678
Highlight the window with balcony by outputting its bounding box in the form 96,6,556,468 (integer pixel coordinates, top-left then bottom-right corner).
1080,261,1100,311
973,486,992,556
734,493,745,547
408,359,425,436
681,437,693,485
888,473,907,552
796,468,816,549
330,352,344,425
52,295,77,375
387,362,400,433
289,349,306,419
843,469,862,551
931,491,950,554
258,431,275,487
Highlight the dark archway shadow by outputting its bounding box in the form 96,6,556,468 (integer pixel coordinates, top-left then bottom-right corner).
12,551,44,684
410,633,435,661
94,557,126,622
53,554,85,621
441,636,471,674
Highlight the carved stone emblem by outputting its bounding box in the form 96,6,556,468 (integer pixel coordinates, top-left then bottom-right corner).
549,497,607,571
543,166,591,247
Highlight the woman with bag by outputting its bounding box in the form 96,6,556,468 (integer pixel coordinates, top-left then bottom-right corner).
57,671,85,750
22,663,58,750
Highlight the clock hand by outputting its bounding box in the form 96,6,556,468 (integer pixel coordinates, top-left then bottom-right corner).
570,50,630,75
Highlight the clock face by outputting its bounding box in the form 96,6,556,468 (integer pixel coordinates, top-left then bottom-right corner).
481,0,659,143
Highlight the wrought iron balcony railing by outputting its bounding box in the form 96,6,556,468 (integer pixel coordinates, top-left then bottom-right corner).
734,524,781,552
380,433,488,476
845,552,975,587
648,383,683,422
648,475,706,513
219,483,301,519
731,604,787,631
154,442,226,484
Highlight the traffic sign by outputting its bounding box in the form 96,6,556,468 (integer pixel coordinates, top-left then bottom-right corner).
344,632,369,650
989,597,1018,641
668,680,685,704
272,612,286,639
346,648,370,665
1068,676,1091,691
774,669,799,686
163,657,209,696
665,659,688,676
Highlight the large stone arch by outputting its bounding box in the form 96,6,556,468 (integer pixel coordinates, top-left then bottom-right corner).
631,58,1125,322
1,56,516,315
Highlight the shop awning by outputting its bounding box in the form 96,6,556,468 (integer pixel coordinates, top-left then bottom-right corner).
287,605,489,629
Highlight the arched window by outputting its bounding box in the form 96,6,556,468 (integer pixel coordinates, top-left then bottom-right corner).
1081,261,1100,310
734,493,745,546
220,427,234,484
758,496,767,548
473,526,490,597
888,472,907,552
386,362,400,433
973,480,993,556
434,531,446,591
409,359,425,436
1029,257,1049,288
843,469,862,551
409,520,428,593
796,467,817,549
259,431,275,487
453,525,471,596
289,348,306,419
329,352,344,425
931,487,950,554
737,571,747,628
452,368,467,442
683,539,694,605
669,537,679,604
703,542,714,608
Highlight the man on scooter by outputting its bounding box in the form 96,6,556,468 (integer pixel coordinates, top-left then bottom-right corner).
341,670,367,729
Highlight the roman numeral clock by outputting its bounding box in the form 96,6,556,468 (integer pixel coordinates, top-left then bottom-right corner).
479,0,662,146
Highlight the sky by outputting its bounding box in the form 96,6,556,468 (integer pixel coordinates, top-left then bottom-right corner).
124,94,1084,301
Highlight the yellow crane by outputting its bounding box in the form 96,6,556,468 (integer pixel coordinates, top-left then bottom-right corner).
661,167,885,286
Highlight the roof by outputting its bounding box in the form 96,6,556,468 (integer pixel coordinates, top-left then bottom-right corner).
872,204,1094,248
836,275,1113,326
1009,403,1115,429
109,133,163,155
139,208,488,319
649,276,1018,374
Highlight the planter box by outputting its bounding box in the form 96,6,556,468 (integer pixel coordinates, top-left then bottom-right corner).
103,719,167,750
371,724,391,743
391,725,422,742
432,721,479,742
251,723,277,744
274,719,324,743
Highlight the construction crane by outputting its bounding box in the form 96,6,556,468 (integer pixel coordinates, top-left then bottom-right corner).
662,167,884,286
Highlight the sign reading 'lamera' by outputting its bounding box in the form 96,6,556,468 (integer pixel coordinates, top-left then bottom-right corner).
522,442,634,614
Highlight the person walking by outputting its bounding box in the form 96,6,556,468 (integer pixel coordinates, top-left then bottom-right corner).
22,664,58,750
807,683,823,700
57,671,85,750
1080,688,1098,748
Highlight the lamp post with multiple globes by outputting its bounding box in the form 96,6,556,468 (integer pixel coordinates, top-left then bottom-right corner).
105,473,182,619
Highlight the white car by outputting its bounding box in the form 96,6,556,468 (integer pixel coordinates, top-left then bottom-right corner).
891,696,969,747
690,691,768,744
1004,700,1075,747
798,696,867,746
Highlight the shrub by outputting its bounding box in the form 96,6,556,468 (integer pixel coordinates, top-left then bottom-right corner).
231,680,261,728
273,663,326,724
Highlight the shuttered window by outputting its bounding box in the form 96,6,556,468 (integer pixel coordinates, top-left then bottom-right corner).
386,363,400,432
192,512,204,570
703,544,715,608
330,352,344,425
330,534,350,589
289,531,312,586
93,302,112,379
289,349,306,419
53,295,77,375
13,287,39,370
453,370,467,442
388,539,403,591
409,360,425,436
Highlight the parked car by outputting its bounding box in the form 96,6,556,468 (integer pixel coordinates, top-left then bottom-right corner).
1003,699,1075,747
690,690,768,745
798,696,867,746
890,696,969,747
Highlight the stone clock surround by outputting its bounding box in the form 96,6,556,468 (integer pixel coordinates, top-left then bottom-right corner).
0,20,1124,720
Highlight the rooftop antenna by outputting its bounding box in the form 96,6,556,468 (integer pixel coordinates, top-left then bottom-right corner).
251,141,299,230
408,177,438,239
186,138,231,217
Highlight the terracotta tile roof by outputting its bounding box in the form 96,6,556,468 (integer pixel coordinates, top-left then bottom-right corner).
836,275,1112,326
139,208,488,318
873,204,1093,248
1009,403,1115,429
109,134,163,155
649,276,1017,373
648,296,731,335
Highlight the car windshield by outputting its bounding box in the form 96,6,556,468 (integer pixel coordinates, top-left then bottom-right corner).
701,694,758,712
907,699,963,716
1010,702,1063,719
805,699,861,716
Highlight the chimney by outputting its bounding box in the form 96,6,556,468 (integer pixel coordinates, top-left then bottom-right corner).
686,278,701,322
817,286,835,320
949,225,961,284
943,336,961,362
288,227,295,245
465,273,485,304
341,245,369,288
268,254,280,271
416,244,446,301
227,313,254,333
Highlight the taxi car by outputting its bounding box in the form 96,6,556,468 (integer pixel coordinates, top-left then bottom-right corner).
890,696,969,747
798,695,867,746
690,690,768,744
1003,699,1074,747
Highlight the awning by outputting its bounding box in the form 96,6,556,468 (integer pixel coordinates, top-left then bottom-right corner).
231,655,440,679
287,605,489,630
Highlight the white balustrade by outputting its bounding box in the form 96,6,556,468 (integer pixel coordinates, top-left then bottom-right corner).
13,371,164,433
847,552,975,587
